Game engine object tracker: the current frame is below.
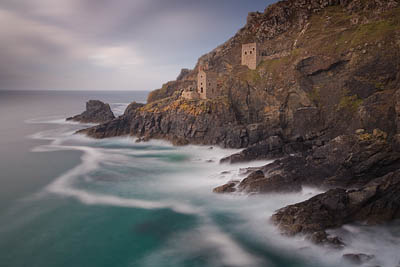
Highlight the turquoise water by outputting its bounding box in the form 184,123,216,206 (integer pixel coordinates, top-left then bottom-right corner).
1,91,399,267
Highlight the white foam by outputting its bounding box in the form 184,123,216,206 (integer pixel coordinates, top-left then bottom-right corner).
200,223,263,267
139,219,263,267
43,144,202,215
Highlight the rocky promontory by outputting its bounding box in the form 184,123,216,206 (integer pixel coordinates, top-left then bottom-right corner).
67,100,115,124
77,0,400,249
80,0,400,149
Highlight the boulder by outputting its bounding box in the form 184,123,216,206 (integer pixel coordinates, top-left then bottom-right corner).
67,100,115,123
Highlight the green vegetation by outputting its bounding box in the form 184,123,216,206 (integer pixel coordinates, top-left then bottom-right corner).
350,12,400,45
305,6,400,55
308,86,321,104
374,81,386,91
337,94,363,112
241,69,262,84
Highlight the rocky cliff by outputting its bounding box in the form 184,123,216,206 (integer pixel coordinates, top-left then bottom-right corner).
82,0,400,150
79,0,400,247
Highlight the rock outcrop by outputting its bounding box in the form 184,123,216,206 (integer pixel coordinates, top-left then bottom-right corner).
78,96,263,147
67,100,115,123
271,170,400,242
216,130,400,193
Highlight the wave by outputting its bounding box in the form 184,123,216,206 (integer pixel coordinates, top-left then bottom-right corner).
25,115,96,126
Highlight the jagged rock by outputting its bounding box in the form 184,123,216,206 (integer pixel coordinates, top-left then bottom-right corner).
271,170,400,240
220,136,284,163
216,131,400,194
220,134,314,163
67,100,115,123
238,168,303,194
308,231,344,248
213,182,237,193
176,68,191,81
79,97,257,148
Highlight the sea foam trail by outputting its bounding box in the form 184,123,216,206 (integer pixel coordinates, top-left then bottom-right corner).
199,223,263,267
45,145,202,215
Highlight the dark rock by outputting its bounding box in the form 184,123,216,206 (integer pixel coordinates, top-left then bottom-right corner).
213,182,237,193
308,231,345,248
80,97,261,148
271,170,400,239
216,132,400,194
176,68,191,81
220,136,284,163
67,100,115,123
238,168,302,194
391,134,400,152
343,253,374,265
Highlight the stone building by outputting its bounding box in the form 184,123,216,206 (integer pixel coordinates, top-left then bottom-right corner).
241,42,261,70
197,68,218,99
181,85,200,100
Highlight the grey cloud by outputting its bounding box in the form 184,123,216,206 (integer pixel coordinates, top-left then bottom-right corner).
0,0,274,91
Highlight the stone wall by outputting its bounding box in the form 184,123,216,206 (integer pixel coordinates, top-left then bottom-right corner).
181,90,200,100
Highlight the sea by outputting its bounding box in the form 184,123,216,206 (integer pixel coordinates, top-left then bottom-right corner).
0,90,399,267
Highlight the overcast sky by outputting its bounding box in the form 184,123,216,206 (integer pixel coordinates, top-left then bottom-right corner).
0,0,274,91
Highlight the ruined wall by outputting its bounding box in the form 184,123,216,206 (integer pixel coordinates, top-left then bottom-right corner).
181,90,200,100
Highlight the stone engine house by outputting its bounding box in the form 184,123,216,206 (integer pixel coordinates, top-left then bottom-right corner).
197,68,218,99
241,42,260,70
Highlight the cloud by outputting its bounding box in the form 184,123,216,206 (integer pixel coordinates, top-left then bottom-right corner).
90,46,143,69
0,0,272,91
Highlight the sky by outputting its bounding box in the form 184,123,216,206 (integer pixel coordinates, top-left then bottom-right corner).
0,0,275,91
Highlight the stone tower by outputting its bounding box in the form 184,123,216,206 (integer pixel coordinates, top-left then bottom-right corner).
197,67,218,99
241,43,260,70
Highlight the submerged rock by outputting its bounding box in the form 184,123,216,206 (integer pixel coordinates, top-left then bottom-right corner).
67,100,115,123
213,182,237,193
342,253,374,265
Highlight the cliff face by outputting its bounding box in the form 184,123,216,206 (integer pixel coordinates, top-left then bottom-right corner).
83,0,400,149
